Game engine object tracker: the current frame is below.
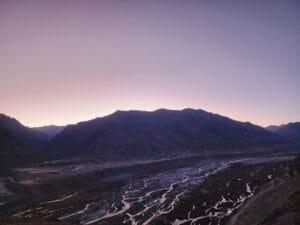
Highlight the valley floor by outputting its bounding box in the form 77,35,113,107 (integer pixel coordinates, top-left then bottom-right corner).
0,149,299,225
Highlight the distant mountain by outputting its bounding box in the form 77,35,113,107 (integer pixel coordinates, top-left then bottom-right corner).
34,125,65,138
48,109,282,160
0,114,50,168
265,125,283,133
267,122,300,143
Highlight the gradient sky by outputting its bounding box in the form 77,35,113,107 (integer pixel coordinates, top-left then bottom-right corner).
0,0,299,127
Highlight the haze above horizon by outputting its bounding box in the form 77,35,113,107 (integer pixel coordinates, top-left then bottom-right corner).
0,0,299,127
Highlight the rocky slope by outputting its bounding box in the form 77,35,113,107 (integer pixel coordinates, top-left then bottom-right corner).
228,156,300,225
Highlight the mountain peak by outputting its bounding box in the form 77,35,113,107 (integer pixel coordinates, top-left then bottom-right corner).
47,108,282,160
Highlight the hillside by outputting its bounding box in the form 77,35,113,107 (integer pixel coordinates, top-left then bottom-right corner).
0,114,49,168
0,114,49,147
228,156,300,225
266,122,300,143
48,109,282,160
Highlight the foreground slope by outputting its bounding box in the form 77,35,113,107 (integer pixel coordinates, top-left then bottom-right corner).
48,109,281,159
228,156,300,225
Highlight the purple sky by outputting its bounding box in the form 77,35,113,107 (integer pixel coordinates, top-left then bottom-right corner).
0,0,299,127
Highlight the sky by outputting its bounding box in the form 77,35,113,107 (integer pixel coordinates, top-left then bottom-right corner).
0,0,299,127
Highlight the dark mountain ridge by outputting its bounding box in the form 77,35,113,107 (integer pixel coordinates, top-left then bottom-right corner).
267,122,300,143
47,108,282,160
265,125,283,133
0,114,50,168
0,114,49,147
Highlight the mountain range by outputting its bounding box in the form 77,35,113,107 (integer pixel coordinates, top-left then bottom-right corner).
266,122,300,143
47,109,282,160
0,109,299,167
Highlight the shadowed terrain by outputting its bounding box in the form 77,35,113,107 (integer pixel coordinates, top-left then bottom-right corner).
0,110,299,225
